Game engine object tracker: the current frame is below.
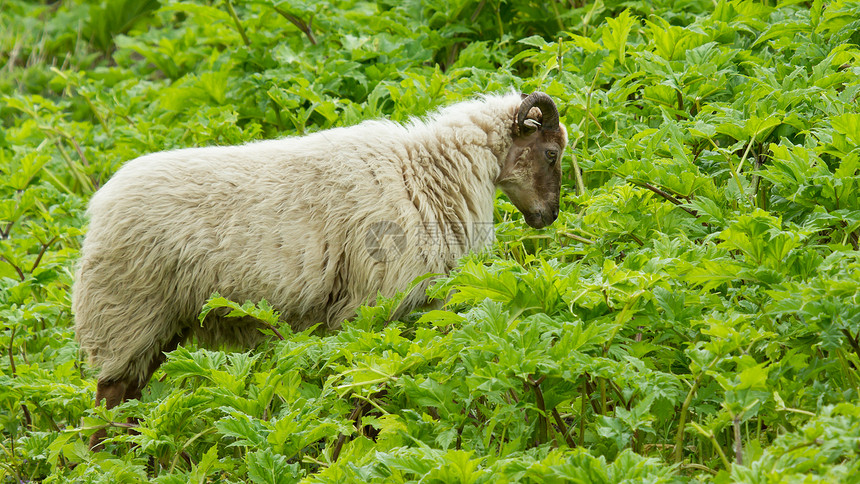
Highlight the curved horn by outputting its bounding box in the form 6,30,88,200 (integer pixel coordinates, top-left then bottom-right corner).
517,92,560,133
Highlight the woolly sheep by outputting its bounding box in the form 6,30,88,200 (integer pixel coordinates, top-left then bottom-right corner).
74,91,567,448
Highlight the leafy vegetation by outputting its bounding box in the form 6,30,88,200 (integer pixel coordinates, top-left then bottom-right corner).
2,0,860,481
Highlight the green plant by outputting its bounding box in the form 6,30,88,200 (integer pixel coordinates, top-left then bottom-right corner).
2,0,860,481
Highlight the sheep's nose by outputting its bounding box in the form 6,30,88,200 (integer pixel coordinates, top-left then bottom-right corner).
551,207,559,220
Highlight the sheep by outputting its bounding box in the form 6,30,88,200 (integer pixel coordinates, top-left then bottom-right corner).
73,91,567,448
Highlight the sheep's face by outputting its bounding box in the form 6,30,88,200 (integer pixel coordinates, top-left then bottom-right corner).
498,93,567,229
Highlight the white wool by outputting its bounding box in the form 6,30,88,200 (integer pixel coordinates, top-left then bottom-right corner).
73,93,530,383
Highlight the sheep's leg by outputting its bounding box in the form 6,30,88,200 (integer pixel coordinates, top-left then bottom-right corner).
89,330,190,450
122,329,190,430
89,378,131,450
123,351,166,402
122,380,145,440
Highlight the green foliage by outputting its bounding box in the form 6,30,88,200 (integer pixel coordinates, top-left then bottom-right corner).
2,0,860,481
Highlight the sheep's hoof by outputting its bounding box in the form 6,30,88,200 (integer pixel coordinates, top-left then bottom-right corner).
89,378,130,451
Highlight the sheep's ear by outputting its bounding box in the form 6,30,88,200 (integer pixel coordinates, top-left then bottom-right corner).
516,118,540,136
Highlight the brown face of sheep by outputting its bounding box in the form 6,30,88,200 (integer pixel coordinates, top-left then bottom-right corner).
498,92,566,229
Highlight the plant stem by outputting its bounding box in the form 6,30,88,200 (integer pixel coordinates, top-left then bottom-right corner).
470,0,486,21
552,407,577,448
748,146,765,208
495,0,504,38
707,138,752,209
569,137,586,195
272,6,317,45
679,463,717,475
331,390,385,462
8,323,31,434
31,236,58,273
64,134,90,168
224,0,251,47
529,375,548,445
0,452,21,484
40,167,74,195
332,397,371,462
630,181,699,217
53,140,94,193
549,2,565,33
0,256,25,281
708,431,732,470
583,67,600,157
579,381,587,446
736,134,756,174
733,415,743,465
0,219,12,239
8,326,16,378
674,356,719,463
169,428,217,473
561,232,594,245
557,37,563,79
599,378,607,415
842,329,860,363
583,376,600,413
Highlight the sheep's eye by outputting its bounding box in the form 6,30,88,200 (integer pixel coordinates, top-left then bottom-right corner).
545,150,559,165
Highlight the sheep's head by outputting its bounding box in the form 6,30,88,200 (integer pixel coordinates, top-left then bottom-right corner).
498,92,567,229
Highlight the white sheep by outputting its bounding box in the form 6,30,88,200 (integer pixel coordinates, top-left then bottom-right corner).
73,91,567,448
